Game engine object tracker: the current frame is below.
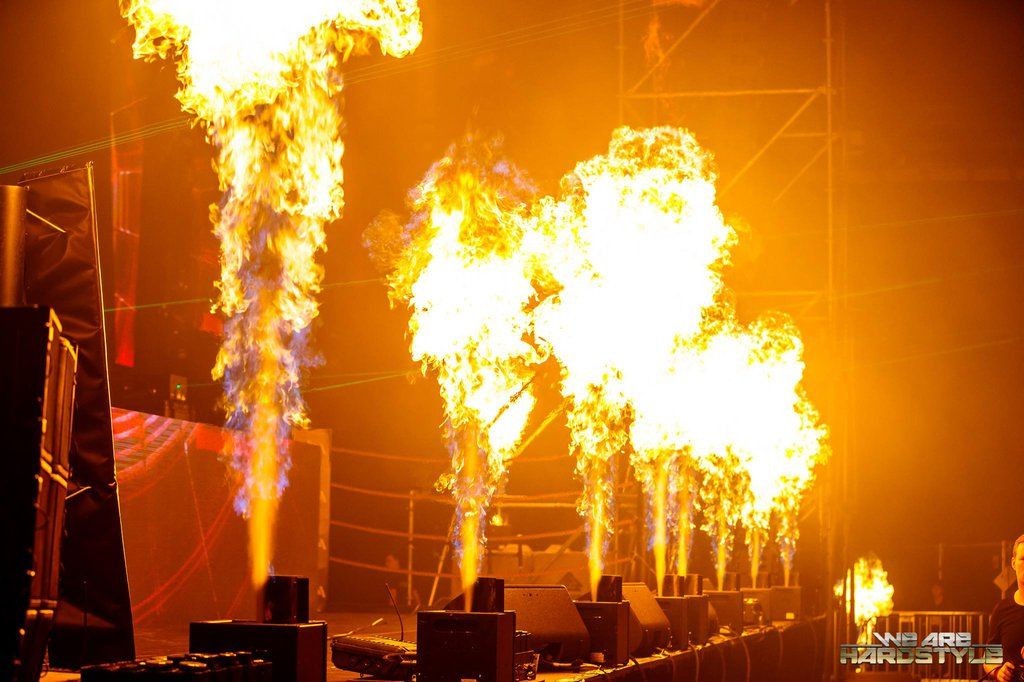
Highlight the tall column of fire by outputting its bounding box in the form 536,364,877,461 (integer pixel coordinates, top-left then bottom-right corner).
367,138,543,609
530,127,735,597
121,0,422,588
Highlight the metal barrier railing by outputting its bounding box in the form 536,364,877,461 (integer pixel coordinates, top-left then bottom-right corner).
329,449,643,608
859,611,989,681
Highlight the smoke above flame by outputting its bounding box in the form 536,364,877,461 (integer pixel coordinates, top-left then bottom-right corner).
836,555,895,644
121,0,422,588
368,136,544,607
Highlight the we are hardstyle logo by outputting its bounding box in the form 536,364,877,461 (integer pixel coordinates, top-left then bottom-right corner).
839,632,1002,665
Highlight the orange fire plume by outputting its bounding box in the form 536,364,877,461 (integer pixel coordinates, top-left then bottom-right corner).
121,0,422,588
368,136,543,608
530,127,735,598
734,316,829,587
835,555,894,644
661,311,827,591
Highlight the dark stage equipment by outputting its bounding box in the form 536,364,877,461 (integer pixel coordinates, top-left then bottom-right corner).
512,631,538,682
82,652,272,680
191,575,327,682
190,621,326,682
621,583,671,656
703,572,739,592
664,573,702,597
262,575,309,624
654,596,689,650
17,164,134,666
503,585,590,664
416,610,516,682
705,590,743,635
574,600,630,665
331,632,417,680
685,594,710,645
1,307,77,682
740,587,771,625
769,585,802,622
595,575,623,602
443,577,505,612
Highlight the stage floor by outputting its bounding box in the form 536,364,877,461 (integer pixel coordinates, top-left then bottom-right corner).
45,612,826,682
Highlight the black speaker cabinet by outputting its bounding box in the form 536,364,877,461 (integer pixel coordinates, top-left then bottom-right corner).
189,620,326,682
504,585,590,664
1,307,76,682
705,591,743,635
683,595,709,645
769,586,802,622
621,583,670,656
417,610,515,682
575,601,629,665
655,596,689,650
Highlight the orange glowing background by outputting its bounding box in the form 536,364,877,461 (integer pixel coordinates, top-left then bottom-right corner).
0,0,1022,613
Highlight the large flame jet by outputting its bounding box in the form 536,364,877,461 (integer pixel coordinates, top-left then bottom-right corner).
121,0,422,587
368,137,544,608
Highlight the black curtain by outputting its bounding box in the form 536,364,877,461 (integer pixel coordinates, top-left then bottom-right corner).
20,163,134,667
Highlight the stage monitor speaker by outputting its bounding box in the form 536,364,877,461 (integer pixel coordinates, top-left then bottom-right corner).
504,585,590,664
1,307,76,682
621,583,670,656
705,591,743,635
417,610,515,682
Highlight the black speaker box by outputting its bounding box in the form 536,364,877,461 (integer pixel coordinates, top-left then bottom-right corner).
504,585,590,664
574,601,629,665
621,583,670,656
1,307,76,682
655,596,689,650
769,586,802,621
417,610,515,682
189,620,326,682
683,595,709,645
705,591,743,635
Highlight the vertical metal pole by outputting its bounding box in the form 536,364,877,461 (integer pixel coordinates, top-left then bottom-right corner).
407,491,414,607
0,185,27,307
825,0,839,679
